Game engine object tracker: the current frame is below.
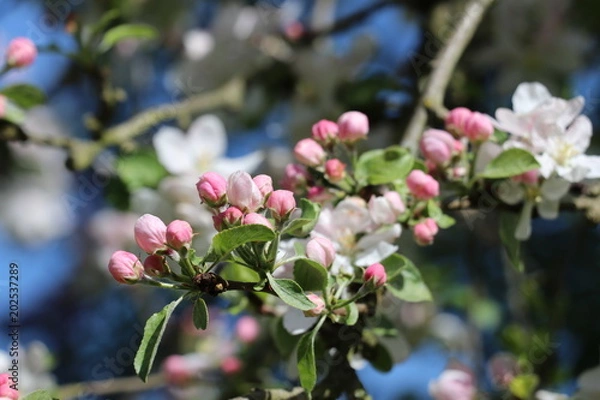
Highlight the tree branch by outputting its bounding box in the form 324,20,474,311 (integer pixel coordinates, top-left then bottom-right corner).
401,0,496,153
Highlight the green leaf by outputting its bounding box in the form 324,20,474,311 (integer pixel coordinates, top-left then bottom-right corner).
99,23,158,52
0,84,46,109
427,201,456,229
21,390,58,400
266,274,315,310
282,199,321,238
91,9,121,36
499,212,525,272
192,297,209,330
381,254,432,302
479,148,540,179
343,302,359,326
297,331,317,394
293,258,328,292
509,374,540,399
134,296,183,381
115,150,168,190
271,317,301,358
1,101,26,125
355,146,414,186
212,224,276,258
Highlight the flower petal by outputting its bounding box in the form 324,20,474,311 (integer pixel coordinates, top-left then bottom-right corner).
212,151,264,176
540,177,570,200
187,114,227,160
511,82,552,114
566,115,592,152
153,126,195,174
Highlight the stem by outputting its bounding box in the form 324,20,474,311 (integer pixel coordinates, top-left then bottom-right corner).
226,279,277,296
401,0,496,153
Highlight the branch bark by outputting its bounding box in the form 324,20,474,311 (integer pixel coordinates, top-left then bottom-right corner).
401,0,496,153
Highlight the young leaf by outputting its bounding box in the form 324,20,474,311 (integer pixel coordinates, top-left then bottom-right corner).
382,254,432,302
355,146,414,185
499,212,525,272
212,224,276,257
134,296,183,381
479,148,540,179
193,297,209,330
0,84,46,109
282,199,321,238
266,274,315,310
297,331,317,394
293,258,328,292
115,150,168,190
343,302,359,326
99,23,158,52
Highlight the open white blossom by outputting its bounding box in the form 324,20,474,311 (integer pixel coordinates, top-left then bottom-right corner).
496,82,600,182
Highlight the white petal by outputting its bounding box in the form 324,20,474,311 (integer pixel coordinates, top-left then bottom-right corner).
512,82,552,114
536,153,557,179
571,155,600,179
356,224,402,249
187,114,227,160
566,115,592,152
515,201,534,241
282,307,316,335
153,126,195,174
494,108,528,136
212,151,264,176
540,177,570,200
355,242,398,267
556,96,585,130
537,198,560,220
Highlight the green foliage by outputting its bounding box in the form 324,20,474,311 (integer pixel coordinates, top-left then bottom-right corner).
499,212,525,272
297,329,318,395
479,148,540,179
427,200,456,229
266,274,315,310
21,390,58,400
293,258,328,292
355,146,414,186
99,23,158,52
0,84,46,109
134,296,183,381
115,150,168,191
509,374,540,399
282,199,321,238
381,254,432,302
211,224,276,259
192,297,209,330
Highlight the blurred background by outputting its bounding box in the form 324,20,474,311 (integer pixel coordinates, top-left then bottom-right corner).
0,0,599,399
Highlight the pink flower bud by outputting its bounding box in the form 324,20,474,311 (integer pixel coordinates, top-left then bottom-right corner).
445,107,473,137
5,37,37,68
143,254,167,277
281,163,309,193
304,293,326,317
221,356,242,375
134,214,167,254
213,206,244,231
243,213,273,229
364,263,387,287
166,220,193,249
266,190,296,221
454,139,465,153
413,218,439,246
0,374,18,400
196,172,228,207
108,251,144,284
306,236,336,268
253,174,273,199
406,170,439,200
227,171,263,212
162,355,192,385
311,119,338,144
337,111,369,142
368,191,405,225
0,95,6,119
420,129,456,165
235,315,260,343
294,138,326,167
324,159,346,182
511,169,539,185
429,369,476,400
463,112,493,142
307,186,333,203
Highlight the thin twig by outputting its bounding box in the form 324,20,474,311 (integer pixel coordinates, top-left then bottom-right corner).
401,0,496,153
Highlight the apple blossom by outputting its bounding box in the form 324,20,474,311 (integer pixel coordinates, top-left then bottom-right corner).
364,262,387,287
337,111,369,142
5,37,37,68
306,236,336,268
213,206,244,231
134,214,168,254
143,254,167,277
413,218,439,246
253,174,273,198
463,112,494,142
0,373,18,400
196,172,228,207
304,293,326,317
311,119,338,144
406,170,440,200
368,191,405,225
511,169,539,185
324,159,346,182
266,190,296,221
294,138,326,166
281,163,309,193
166,220,193,249
108,251,144,284
243,213,273,229
235,315,260,343
429,369,476,400
420,129,457,165
227,171,264,212
445,107,472,137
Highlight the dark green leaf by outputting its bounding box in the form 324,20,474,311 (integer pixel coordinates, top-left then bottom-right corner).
271,317,301,358
297,331,317,393
382,254,432,302
212,224,276,258
479,148,540,179
115,150,168,190
0,84,46,109
134,296,183,381
99,23,158,52
293,258,328,292
355,146,414,186
499,212,525,272
192,297,209,330
282,199,321,238
266,274,315,310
